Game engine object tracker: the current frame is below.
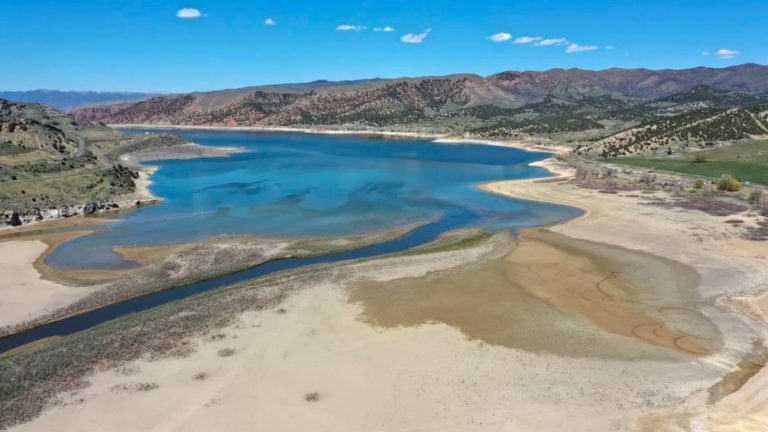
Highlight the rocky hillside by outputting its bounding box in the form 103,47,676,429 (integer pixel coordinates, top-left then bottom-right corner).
0,99,186,225
72,64,768,130
0,99,84,156
487,63,768,100
74,77,483,127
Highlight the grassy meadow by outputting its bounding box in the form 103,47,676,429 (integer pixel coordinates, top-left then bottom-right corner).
606,139,768,185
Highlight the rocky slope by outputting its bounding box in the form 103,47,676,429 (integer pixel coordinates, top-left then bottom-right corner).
0,99,188,226
73,64,768,130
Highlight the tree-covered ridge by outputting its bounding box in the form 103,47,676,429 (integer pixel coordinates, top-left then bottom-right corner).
577,104,768,157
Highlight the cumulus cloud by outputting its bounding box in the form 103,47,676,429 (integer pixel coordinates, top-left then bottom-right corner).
401,28,431,44
373,26,394,32
534,37,569,47
514,36,540,44
566,43,598,53
336,24,366,31
176,8,202,19
715,48,739,59
264,18,276,26
489,32,512,42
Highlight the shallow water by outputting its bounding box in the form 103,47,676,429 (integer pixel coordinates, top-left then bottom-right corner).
47,130,581,270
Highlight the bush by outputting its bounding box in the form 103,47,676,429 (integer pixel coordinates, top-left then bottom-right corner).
751,189,768,216
717,174,741,192
693,154,707,163
639,172,656,185
575,163,598,181
693,179,704,189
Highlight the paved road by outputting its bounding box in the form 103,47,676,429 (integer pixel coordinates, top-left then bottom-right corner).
60,130,86,157
73,134,86,157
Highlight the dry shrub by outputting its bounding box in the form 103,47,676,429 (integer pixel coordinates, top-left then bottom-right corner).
717,174,741,192
217,348,236,357
749,189,768,216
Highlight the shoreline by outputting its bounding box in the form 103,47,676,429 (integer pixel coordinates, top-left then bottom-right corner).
109,123,567,154
2,125,562,235
0,142,244,233
3,133,768,430
5,185,766,431
480,157,768,430
0,219,434,341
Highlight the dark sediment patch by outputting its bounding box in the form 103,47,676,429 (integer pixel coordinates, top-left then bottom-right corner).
642,195,748,217
746,219,768,241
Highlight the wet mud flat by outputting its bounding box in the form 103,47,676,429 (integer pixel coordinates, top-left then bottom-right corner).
350,229,723,360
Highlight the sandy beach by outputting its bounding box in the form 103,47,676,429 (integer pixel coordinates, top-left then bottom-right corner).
2,133,767,431
5,154,767,431
0,237,96,330
483,159,768,431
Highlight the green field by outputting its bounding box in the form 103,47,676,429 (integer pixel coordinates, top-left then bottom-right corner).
606,140,768,185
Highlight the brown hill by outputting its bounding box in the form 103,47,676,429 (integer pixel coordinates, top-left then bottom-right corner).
72,64,768,129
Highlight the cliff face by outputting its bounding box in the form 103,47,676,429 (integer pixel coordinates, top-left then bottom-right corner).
72,64,768,128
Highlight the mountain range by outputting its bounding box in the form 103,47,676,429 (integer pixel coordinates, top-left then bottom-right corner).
69,64,768,126
0,90,159,113
4,63,765,158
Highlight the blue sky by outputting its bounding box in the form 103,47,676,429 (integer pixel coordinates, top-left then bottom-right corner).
1,0,766,92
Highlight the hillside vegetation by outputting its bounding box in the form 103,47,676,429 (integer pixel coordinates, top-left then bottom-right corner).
577,103,768,157
0,99,186,223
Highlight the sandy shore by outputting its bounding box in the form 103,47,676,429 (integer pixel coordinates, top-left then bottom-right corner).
0,237,96,329
482,160,768,431
8,158,768,431
4,140,768,431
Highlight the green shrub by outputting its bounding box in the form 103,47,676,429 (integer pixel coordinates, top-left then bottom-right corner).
693,179,704,189
693,154,707,163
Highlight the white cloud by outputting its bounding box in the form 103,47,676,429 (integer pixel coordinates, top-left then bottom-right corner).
489,32,512,42
566,43,598,53
176,8,202,19
336,24,366,31
401,28,431,44
264,18,276,26
715,48,739,59
534,37,569,47
514,36,540,44
373,26,394,32
701,51,710,56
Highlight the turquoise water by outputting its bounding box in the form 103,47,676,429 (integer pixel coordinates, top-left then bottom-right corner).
46,130,581,270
